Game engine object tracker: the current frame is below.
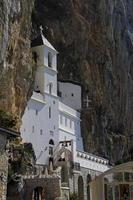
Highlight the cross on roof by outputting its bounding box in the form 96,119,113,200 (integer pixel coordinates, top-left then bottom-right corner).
39,25,43,34
83,95,91,108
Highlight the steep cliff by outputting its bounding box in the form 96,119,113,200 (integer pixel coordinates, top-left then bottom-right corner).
0,0,34,130
32,0,133,163
0,0,133,163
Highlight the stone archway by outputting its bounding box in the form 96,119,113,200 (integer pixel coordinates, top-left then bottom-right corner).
78,176,84,200
32,187,45,200
87,174,91,200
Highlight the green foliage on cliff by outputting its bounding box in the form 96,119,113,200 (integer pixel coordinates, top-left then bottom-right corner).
0,109,16,128
70,193,79,200
8,141,36,181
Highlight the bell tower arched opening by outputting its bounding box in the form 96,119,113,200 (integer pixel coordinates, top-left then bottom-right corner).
78,176,84,200
48,52,53,68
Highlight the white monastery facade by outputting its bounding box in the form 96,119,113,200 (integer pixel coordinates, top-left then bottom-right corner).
21,31,110,199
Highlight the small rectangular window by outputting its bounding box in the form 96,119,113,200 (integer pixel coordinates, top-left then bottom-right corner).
40,129,43,135
65,117,67,126
49,83,52,94
58,91,62,97
35,110,38,115
50,131,54,136
71,121,74,129
60,115,62,124
32,126,34,133
49,107,51,118
70,120,72,128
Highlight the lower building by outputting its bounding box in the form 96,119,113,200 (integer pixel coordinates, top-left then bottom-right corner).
21,85,110,200
90,161,133,200
57,99,109,200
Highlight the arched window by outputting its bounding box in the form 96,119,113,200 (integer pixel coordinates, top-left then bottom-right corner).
32,51,38,63
49,83,53,94
48,52,53,67
87,174,91,200
78,176,84,200
49,139,54,145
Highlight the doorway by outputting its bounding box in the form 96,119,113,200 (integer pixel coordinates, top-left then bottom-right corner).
32,187,45,200
120,184,130,200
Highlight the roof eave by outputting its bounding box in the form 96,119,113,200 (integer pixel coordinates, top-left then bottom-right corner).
0,127,19,138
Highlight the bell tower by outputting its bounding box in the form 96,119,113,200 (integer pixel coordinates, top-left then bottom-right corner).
21,27,59,165
31,26,58,96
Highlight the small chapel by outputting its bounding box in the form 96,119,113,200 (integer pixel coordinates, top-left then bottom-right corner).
20,28,110,200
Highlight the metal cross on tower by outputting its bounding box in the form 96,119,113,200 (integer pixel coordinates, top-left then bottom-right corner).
83,95,91,108
39,25,43,34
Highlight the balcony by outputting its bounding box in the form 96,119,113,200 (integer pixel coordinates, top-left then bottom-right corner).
59,102,80,118
31,92,45,104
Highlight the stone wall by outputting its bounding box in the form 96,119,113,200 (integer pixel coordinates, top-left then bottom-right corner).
7,176,61,200
0,152,8,200
0,0,35,130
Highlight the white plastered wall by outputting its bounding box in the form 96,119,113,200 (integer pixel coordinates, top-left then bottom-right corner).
58,82,81,110
21,93,59,165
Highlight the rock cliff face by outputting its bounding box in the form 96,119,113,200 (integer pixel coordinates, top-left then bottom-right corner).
0,0,34,130
32,0,133,163
1,0,133,163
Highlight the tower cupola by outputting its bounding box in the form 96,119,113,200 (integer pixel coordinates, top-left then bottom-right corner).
31,26,58,71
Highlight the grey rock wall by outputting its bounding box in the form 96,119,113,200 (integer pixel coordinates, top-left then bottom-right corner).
0,0,34,130
0,0,132,162
32,0,133,163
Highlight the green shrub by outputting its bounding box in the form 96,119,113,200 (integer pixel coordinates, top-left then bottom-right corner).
70,193,79,200
0,109,16,128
